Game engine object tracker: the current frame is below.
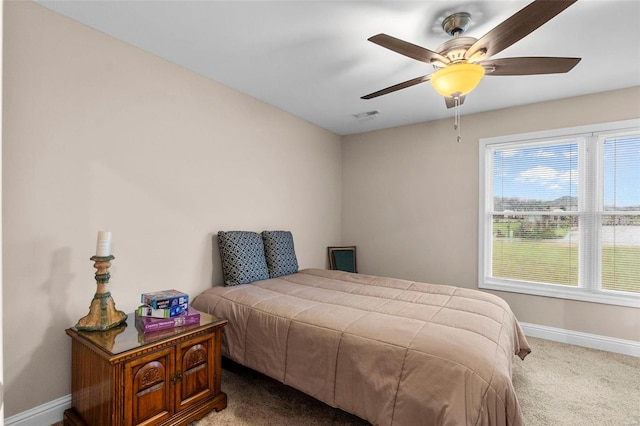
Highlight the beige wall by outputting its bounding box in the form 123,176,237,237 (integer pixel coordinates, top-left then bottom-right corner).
342,87,640,343
2,2,342,416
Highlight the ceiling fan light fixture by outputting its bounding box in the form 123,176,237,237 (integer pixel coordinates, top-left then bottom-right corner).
430,62,485,98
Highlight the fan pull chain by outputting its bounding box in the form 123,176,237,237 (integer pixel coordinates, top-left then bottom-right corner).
454,96,462,143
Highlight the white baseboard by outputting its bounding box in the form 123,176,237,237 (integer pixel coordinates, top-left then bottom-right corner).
4,394,70,426
520,322,640,357
4,324,638,424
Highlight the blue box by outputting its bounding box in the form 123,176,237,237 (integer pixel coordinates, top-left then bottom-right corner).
141,289,189,310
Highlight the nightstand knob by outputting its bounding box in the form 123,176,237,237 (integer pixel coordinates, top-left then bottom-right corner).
170,371,183,384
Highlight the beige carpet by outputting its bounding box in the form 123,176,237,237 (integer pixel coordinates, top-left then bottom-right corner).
511,337,639,426
194,337,640,426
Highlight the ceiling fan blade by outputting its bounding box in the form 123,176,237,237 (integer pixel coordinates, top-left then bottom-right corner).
368,34,449,64
465,0,577,60
445,95,466,109
480,57,581,76
361,75,431,100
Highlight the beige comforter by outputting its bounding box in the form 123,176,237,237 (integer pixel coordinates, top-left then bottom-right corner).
192,268,530,426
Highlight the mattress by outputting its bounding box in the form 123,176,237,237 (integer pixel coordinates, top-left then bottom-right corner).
192,268,530,426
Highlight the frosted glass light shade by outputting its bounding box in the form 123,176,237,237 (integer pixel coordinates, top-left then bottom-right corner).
430,63,485,97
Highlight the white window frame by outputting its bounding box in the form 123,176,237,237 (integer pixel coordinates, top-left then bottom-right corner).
479,119,640,308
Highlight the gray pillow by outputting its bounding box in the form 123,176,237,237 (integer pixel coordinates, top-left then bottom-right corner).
262,230,299,278
218,231,269,286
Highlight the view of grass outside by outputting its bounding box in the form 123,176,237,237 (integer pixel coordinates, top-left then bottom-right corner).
493,217,579,286
492,218,640,293
601,244,640,293
493,239,579,285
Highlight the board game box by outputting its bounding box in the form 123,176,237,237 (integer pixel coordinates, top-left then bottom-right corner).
141,289,189,310
135,307,201,333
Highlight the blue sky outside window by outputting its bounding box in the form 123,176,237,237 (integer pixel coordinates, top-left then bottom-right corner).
493,142,579,211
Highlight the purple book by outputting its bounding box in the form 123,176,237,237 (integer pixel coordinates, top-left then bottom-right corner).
135,307,201,333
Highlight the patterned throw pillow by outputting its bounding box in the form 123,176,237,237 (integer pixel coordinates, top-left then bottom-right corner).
262,230,299,278
218,231,269,286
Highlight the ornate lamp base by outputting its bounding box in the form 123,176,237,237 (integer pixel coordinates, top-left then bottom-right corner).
76,291,128,331
76,255,128,331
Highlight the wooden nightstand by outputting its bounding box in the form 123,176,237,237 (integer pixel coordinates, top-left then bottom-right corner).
63,310,227,426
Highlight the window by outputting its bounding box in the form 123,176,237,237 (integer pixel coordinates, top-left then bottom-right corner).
479,119,640,307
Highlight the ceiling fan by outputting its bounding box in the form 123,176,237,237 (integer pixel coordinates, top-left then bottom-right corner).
361,0,581,109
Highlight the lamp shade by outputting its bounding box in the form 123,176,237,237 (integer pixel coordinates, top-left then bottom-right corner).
430,62,485,97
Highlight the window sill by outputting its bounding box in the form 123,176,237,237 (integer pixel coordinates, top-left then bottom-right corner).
481,278,640,308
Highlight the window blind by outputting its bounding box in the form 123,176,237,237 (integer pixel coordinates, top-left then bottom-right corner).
491,141,580,286
601,135,640,293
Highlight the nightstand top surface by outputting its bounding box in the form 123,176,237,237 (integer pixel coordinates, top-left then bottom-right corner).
66,309,227,356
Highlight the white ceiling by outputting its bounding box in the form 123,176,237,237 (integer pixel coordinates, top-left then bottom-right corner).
37,0,640,136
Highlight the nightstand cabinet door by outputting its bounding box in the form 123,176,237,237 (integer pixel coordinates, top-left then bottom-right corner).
176,334,216,410
125,346,174,426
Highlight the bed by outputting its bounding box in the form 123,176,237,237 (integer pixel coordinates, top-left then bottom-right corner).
192,231,531,426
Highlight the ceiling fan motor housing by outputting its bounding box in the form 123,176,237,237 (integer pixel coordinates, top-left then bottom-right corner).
442,12,472,36
433,37,478,68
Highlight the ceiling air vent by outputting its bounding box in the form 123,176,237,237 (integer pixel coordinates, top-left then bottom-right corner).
353,110,381,121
